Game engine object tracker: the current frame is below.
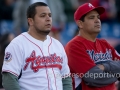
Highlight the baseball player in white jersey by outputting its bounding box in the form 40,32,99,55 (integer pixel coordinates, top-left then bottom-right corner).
2,2,72,90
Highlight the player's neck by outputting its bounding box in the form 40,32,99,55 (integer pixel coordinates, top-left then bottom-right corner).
28,29,47,41
79,32,97,42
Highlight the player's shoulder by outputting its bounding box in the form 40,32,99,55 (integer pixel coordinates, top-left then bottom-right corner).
5,33,27,50
48,35,62,44
96,38,109,44
48,35,64,48
10,32,27,44
66,36,85,47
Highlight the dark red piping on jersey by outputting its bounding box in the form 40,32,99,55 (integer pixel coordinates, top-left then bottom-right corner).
48,36,52,55
2,70,18,77
48,36,57,90
22,34,50,90
21,34,44,56
52,68,58,90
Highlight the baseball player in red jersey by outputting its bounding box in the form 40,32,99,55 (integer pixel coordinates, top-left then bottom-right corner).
65,3,120,90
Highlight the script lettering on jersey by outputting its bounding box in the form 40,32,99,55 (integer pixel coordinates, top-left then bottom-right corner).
24,50,63,72
87,49,112,64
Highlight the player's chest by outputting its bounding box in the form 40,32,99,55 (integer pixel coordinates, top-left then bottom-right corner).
84,43,113,64
23,44,63,72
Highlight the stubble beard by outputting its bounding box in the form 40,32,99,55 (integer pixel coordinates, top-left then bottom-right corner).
35,28,51,35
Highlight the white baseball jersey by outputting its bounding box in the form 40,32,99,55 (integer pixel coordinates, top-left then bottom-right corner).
2,32,70,90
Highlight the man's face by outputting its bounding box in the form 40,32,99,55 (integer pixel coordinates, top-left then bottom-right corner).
30,6,52,35
81,10,101,34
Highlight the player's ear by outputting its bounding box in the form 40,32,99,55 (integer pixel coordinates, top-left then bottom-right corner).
76,20,83,29
27,18,34,26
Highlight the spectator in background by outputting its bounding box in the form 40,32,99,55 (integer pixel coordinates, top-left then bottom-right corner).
0,33,15,88
13,0,30,36
13,0,41,36
115,0,120,23
47,0,67,41
60,0,89,45
60,0,78,45
89,0,116,23
61,0,76,23
0,0,16,35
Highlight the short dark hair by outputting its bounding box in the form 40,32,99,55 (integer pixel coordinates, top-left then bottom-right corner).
80,14,86,22
78,14,86,30
27,2,48,19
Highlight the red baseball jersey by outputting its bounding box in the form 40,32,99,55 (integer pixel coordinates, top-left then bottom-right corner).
65,36,120,90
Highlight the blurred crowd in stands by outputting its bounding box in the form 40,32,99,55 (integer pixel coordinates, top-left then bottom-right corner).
1,0,120,89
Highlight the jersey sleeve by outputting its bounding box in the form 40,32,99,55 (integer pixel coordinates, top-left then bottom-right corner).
112,48,120,60
65,42,96,77
2,42,23,77
60,45,70,77
103,39,120,60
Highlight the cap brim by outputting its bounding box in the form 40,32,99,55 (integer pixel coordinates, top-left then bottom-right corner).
94,6,105,15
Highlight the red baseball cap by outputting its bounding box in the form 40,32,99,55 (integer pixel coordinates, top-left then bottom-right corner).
74,3,105,22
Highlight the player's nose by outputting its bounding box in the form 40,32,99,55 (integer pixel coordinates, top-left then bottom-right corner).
46,15,51,21
95,17,100,23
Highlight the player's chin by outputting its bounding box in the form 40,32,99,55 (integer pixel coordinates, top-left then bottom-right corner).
94,29,100,32
45,27,51,31
45,29,51,33
95,27,101,31
95,30,101,33
41,30,51,35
